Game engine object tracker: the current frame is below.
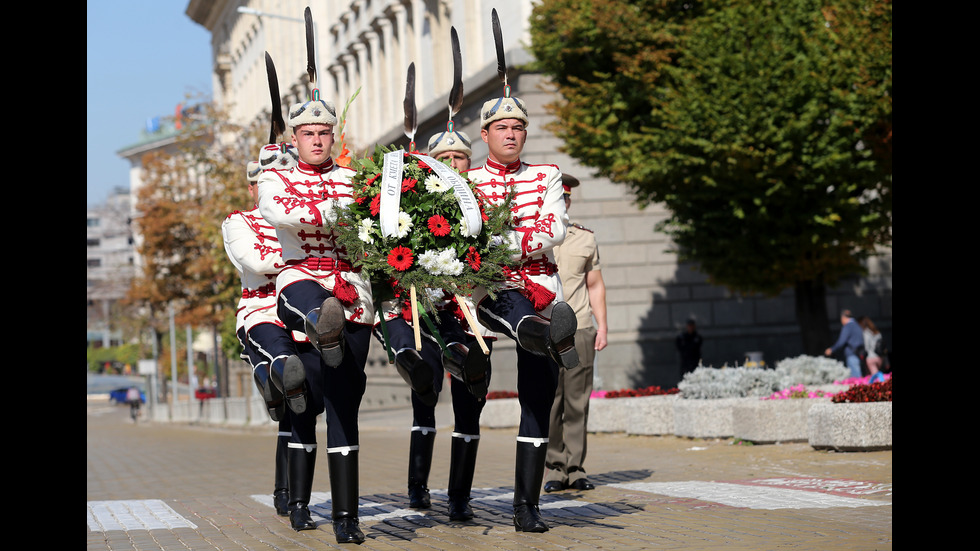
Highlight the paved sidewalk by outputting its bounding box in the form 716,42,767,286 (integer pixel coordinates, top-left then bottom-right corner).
87,398,892,550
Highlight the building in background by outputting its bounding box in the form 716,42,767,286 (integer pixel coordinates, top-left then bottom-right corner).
87,187,136,348
178,0,891,392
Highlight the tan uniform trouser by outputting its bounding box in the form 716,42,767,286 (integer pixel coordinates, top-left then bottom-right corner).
545,325,597,483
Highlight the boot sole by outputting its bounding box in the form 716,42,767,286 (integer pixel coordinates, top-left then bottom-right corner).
399,351,438,407
254,366,286,421
282,355,307,414
317,297,345,367
549,302,579,368
462,348,489,400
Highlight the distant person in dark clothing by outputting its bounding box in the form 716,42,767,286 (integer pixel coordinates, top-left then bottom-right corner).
825,309,864,378
676,319,703,376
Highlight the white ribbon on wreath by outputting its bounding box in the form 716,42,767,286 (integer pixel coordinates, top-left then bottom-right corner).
378,150,483,238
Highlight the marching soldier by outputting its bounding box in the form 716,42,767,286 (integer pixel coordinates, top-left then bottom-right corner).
222,155,322,521
372,129,494,522
464,92,577,532
256,96,374,543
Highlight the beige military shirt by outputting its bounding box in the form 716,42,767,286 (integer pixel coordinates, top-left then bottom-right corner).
554,222,600,328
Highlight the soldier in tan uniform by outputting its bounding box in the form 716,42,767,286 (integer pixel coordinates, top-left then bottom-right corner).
544,174,608,493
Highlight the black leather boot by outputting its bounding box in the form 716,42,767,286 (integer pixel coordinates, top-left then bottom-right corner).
393,349,438,407
328,450,365,544
269,355,308,414
513,440,549,532
273,434,290,516
304,296,346,367
287,446,317,531
407,428,435,508
515,302,579,369
253,362,285,421
442,342,489,400
447,434,480,521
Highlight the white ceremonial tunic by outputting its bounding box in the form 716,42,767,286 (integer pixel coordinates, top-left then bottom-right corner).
221,206,308,343
464,158,569,317
257,159,374,325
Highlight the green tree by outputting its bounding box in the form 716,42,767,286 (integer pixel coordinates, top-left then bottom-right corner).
126,100,265,386
529,0,891,353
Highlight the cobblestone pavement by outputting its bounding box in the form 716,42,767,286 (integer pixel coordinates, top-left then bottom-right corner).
87,399,892,550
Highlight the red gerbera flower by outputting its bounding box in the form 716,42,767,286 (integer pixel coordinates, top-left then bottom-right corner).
401,177,417,192
466,246,481,271
427,214,451,237
369,195,381,216
387,246,414,271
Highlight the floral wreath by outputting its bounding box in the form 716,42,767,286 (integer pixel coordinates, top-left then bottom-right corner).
332,143,517,317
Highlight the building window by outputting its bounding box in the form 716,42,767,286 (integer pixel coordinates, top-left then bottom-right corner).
88,258,102,268
87,238,100,247
87,217,100,228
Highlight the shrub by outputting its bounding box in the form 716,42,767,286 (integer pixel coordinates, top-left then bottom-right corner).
831,376,892,403
677,366,783,399
773,355,850,387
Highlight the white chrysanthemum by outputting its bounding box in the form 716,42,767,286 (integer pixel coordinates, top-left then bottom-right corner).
357,218,375,244
396,211,413,238
424,174,451,193
435,249,464,276
419,249,442,274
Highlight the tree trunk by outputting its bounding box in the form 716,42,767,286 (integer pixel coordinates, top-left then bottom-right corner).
794,278,831,356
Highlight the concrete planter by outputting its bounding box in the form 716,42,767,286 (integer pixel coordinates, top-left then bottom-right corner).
673,397,749,438
587,396,630,433
732,398,830,444
481,395,680,434
627,395,678,436
588,395,678,435
480,397,521,428
807,401,892,451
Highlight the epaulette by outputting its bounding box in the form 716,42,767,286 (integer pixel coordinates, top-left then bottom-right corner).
571,222,593,233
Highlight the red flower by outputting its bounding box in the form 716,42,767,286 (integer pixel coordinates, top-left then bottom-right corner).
427,214,451,236
466,246,481,271
387,246,414,271
369,195,381,216
401,177,417,193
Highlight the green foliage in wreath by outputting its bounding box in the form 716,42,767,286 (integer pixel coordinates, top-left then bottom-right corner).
332,143,518,314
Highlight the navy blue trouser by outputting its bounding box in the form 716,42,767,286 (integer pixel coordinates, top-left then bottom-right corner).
476,289,559,439
277,279,371,449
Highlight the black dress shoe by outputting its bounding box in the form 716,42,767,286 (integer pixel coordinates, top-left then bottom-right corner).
513,503,549,532
333,517,365,544
543,480,566,493
273,489,290,516
569,478,595,491
448,497,474,521
408,485,431,509
289,505,316,531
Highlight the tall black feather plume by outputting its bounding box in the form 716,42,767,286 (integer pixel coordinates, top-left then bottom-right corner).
304,7,316,88
491,8,507,89
265,52,286,144
403,62,417,146
448,27,464,120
